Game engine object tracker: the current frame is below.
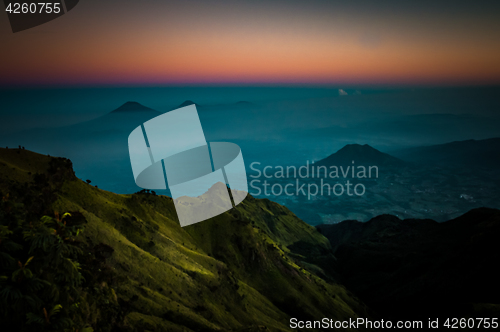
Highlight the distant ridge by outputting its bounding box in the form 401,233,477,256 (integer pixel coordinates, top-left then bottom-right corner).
315,144,405,167
110,101,157,113
392,137,500,168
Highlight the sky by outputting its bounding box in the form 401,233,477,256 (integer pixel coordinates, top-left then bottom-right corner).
1,0,500,86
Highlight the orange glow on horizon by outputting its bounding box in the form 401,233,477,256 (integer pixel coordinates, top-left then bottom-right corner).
1,1,499,86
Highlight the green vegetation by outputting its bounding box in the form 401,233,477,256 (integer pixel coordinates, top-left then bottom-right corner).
0,151,121,331
0,148,368,331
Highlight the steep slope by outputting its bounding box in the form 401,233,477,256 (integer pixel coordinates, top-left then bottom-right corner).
0,148,369,331
317,210,500,319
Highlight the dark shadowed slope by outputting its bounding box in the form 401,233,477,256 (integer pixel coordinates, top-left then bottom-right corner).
317,209,500,319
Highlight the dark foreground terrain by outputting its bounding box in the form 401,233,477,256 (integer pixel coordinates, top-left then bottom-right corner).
318,209,500,320
1,147,499,331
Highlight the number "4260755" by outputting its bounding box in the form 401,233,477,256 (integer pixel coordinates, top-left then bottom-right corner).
5,3,62,14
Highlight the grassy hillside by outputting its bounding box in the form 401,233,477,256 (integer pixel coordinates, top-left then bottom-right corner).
0,147,368,331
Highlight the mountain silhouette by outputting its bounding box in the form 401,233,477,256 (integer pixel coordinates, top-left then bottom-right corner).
110,101,156,113
315,144,405,167
177,100,197,108
393,137,500,169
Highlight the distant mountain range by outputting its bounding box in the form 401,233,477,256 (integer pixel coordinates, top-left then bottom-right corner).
315,144,406,167
392,137,500,169
3,99,258,148
3,101,159,143
354,113,500,146
2,100,498,197
315,138,500,171
1,101,161,159
0,100,261,194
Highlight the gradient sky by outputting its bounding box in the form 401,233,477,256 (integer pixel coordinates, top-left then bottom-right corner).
1,0,500,86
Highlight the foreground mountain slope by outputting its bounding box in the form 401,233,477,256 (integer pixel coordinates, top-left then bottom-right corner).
0,147,368,331
317,210,500,319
